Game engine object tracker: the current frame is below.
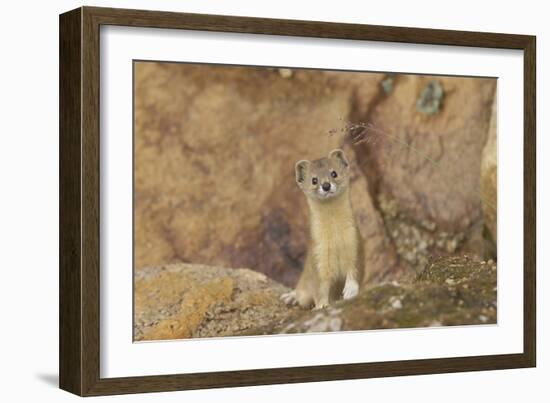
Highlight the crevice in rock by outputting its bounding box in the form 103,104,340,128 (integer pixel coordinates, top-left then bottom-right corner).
346,75,407,279
347,76,393,202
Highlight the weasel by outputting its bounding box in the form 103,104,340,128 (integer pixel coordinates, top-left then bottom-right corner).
281,149,364,309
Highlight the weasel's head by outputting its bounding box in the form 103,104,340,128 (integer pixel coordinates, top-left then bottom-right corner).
295,149,350,202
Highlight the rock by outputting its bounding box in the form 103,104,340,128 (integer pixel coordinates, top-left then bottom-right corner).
343,142,404,282
134,263,299,341
278,68,293,78
134,64,363,286
134,63,497,287
480,96,498,244
134,256,497,340
261,255,496,334
389,296,403,309
380,75,394,95
351,75,497,267
134,62,388,285
416,80,445,115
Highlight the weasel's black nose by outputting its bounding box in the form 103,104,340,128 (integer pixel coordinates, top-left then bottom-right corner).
322,182,331,191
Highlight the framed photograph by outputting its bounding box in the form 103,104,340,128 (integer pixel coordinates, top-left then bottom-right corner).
59,6,536,396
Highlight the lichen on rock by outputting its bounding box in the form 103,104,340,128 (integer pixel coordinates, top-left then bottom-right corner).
416,80,444,115
134,263,299,341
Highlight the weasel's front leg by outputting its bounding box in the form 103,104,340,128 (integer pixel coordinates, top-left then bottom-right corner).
342,270,359,300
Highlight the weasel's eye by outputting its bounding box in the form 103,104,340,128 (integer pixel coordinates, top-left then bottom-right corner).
331,171,338,178
312,177,318,185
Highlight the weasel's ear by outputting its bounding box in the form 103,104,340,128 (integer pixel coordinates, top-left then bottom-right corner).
329,149,349,168
295,160,310,185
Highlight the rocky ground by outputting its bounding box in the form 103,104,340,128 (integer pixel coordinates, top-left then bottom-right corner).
134,255,496,341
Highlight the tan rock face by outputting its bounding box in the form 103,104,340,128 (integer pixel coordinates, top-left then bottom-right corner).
355,75,496,229
134,62,388,285
344,143,402,282
351,75,497,270
480,96,498,244
134,62,497,287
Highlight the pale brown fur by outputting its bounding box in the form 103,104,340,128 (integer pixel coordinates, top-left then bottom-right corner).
281,149,364,309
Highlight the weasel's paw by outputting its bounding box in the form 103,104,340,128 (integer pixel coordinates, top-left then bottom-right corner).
342,278,359,300
280,291,298,306
313,299,329,310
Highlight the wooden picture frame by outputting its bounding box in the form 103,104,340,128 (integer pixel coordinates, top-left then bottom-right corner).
59,6,536,396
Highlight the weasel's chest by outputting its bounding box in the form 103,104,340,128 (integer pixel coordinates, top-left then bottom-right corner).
311,217,358,272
